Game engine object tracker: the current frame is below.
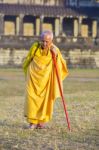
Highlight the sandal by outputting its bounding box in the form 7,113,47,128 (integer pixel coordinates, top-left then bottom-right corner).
36,123,46,129
29,123,37,129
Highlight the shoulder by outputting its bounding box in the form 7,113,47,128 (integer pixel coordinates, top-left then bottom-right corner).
52,44,61,56
51,44,60,52
30,41,39,49
29,41,40,53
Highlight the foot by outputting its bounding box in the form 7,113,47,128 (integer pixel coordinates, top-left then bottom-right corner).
36,123,46,129
28,123,37,129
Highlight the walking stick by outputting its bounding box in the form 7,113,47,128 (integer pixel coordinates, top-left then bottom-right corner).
51,51,71,131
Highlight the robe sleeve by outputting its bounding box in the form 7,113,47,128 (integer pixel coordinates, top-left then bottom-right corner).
51,45,69,99
52,44,69,80
23,42,39,75
57,49,69,80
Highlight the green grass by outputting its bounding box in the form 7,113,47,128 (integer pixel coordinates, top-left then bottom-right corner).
0,68,99,150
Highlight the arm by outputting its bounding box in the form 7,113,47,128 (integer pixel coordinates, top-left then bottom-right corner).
51,44,69,80
50,44,58,58
23,42,39,75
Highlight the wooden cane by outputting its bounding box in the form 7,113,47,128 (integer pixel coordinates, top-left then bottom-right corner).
51,51,71,131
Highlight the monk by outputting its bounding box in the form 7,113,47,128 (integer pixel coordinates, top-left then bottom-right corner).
23,31,68,129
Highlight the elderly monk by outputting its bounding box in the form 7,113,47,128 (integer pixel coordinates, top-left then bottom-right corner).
23,31,68,129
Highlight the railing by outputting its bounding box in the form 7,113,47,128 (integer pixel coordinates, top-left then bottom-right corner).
0,35,99,49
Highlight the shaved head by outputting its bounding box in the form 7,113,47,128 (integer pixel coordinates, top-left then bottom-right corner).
40,31,53,49
40,31,53,41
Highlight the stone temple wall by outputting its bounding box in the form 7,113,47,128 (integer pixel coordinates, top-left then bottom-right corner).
0,48,99,68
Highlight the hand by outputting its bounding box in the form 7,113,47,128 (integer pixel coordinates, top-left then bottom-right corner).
50,45,58,57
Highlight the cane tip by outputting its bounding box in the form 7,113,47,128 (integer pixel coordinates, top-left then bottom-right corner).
68,128,72,132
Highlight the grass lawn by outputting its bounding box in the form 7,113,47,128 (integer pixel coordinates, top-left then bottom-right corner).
0,68,99,150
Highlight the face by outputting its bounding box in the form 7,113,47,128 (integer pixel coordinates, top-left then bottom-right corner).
41,34,52,49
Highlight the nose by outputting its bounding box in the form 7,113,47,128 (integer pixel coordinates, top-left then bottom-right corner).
43,41,47,47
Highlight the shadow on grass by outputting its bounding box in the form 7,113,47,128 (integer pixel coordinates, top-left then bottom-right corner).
0,120,99,150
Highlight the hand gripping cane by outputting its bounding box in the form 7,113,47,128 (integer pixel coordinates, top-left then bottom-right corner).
51,51,71,131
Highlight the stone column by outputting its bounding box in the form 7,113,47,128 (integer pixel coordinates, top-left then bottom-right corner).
74,19,79,37
40,15,44,34
0,14,4,35
16,16,20,35
36,17,40,36
19,14,24,36
55,18,60,36
59,16,63,36
96,19,99,38
92,20,97,38
78,17,83,37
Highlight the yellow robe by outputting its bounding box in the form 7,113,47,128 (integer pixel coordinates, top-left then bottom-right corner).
23,42,68,124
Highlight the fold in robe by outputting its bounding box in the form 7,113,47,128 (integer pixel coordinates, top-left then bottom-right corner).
23,42,68,124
